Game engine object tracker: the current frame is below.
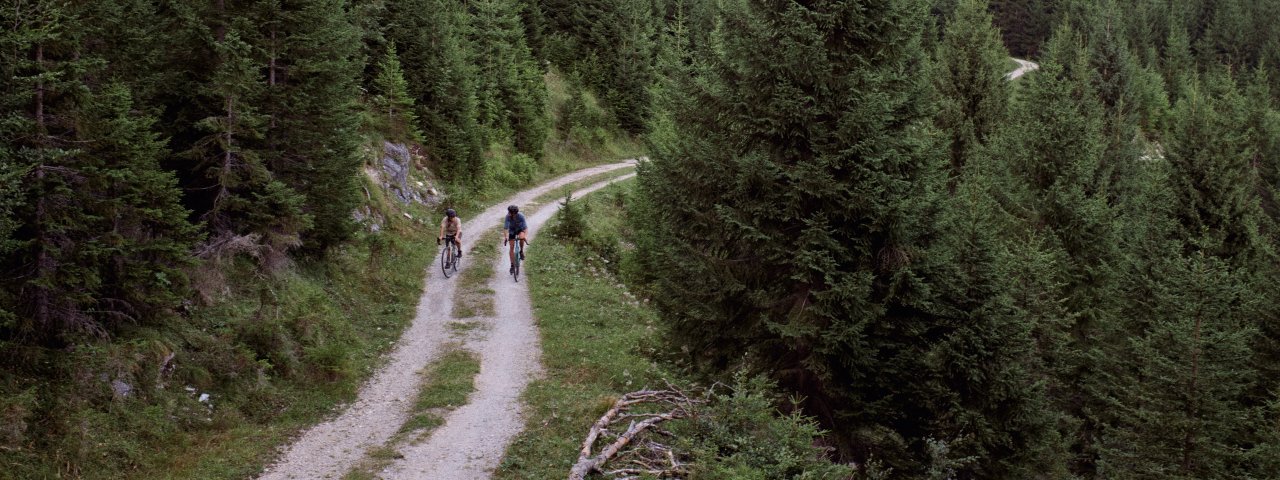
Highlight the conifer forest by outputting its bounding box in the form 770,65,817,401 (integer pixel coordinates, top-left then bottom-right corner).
5,0,1280,478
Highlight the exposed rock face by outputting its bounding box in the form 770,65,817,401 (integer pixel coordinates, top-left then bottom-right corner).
355,142,442,232
381,142,434,205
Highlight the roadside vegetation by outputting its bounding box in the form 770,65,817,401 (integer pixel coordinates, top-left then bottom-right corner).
496,182,848,479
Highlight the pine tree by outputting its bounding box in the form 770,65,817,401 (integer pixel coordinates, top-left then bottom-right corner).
922,156,1068,477
636,0,1060,474
933,0,1009,184
179,19,310,257
1100,254,1260,479
257,0,366,251
607,0,657,134
385,0,485,182
468,0,548,158
1164,72,1263,262
372,42,423,143
996,24,1123,474
0,1,197,342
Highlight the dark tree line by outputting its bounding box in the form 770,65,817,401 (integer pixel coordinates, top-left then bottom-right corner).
635,0,1280,477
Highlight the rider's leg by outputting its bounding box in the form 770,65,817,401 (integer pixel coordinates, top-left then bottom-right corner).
508,234,516,272
518,232,527,259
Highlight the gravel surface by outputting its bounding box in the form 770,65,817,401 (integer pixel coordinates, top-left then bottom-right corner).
380,172,637,479
1006,58,1040,80
258,161,638,480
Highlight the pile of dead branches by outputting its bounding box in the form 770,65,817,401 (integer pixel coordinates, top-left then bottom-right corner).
567,383,705,480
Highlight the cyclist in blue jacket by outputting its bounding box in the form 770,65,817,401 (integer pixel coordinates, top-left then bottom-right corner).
503,205,528,273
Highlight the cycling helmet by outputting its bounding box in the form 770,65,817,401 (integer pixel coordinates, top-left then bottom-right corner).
508,205,519,214
445,208,456,218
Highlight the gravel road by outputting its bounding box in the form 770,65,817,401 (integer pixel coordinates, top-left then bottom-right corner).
258,161,637,480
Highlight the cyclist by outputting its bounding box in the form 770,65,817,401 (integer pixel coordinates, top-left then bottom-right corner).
437,208,462,258
503,205,527,273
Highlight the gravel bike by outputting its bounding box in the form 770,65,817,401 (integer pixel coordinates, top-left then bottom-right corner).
440,235,460,278
505,236,524,282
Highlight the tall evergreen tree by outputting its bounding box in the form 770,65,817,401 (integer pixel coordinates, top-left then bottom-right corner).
256,0,366,251
993,24,1122,474
178,18,309,257
607,0,658,134
1100,254,1260,479
1164,72,1264,262
933,0,1009,184
0,1,197,342
372,42,423,143
468,0,548,158
384,0,485,182
638,0,1055,474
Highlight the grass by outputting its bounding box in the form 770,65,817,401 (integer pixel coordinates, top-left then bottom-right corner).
493,182,669,479
400,348,481,437
342,347,481,479
452,228,502,319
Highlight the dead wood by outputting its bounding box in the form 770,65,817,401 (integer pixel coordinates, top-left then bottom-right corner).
567,386,703,480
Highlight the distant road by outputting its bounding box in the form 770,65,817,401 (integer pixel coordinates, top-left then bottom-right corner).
1006,58,1040,80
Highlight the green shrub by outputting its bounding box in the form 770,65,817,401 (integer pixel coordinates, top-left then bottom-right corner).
550,192,589,241
674,374,852,480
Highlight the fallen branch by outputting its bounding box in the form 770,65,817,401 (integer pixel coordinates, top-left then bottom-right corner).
567,387,702,480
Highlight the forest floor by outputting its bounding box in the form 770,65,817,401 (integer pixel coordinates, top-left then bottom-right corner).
258,161,637,480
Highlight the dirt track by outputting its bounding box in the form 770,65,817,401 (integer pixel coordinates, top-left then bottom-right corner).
258,161,637,480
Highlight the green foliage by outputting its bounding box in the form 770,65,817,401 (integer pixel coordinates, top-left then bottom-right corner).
499,186,846,479
1164,72,1266,261
541,0,659,134
933,0,1010,182
372,42,423,143
468,0,549,159
385,0,485,182
672,374,853,480
549,192,588,241
634,0,1062,476
1100,254,1261,478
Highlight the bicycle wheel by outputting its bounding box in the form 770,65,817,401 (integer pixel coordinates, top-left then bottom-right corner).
512,244,521,282
441,244,454,278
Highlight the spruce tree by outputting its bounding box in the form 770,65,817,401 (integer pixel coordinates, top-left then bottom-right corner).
923,156,1068,477
384,0,485,182
0,1,197,342
933,0,1009,184
1100,254,1260,479
468,0,548,158
373,42,423,143
637,0,1057,474
996,24,1123,474
179,20,309,256
257,0,365,251
1164,72,1263,262
607,0,658,134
